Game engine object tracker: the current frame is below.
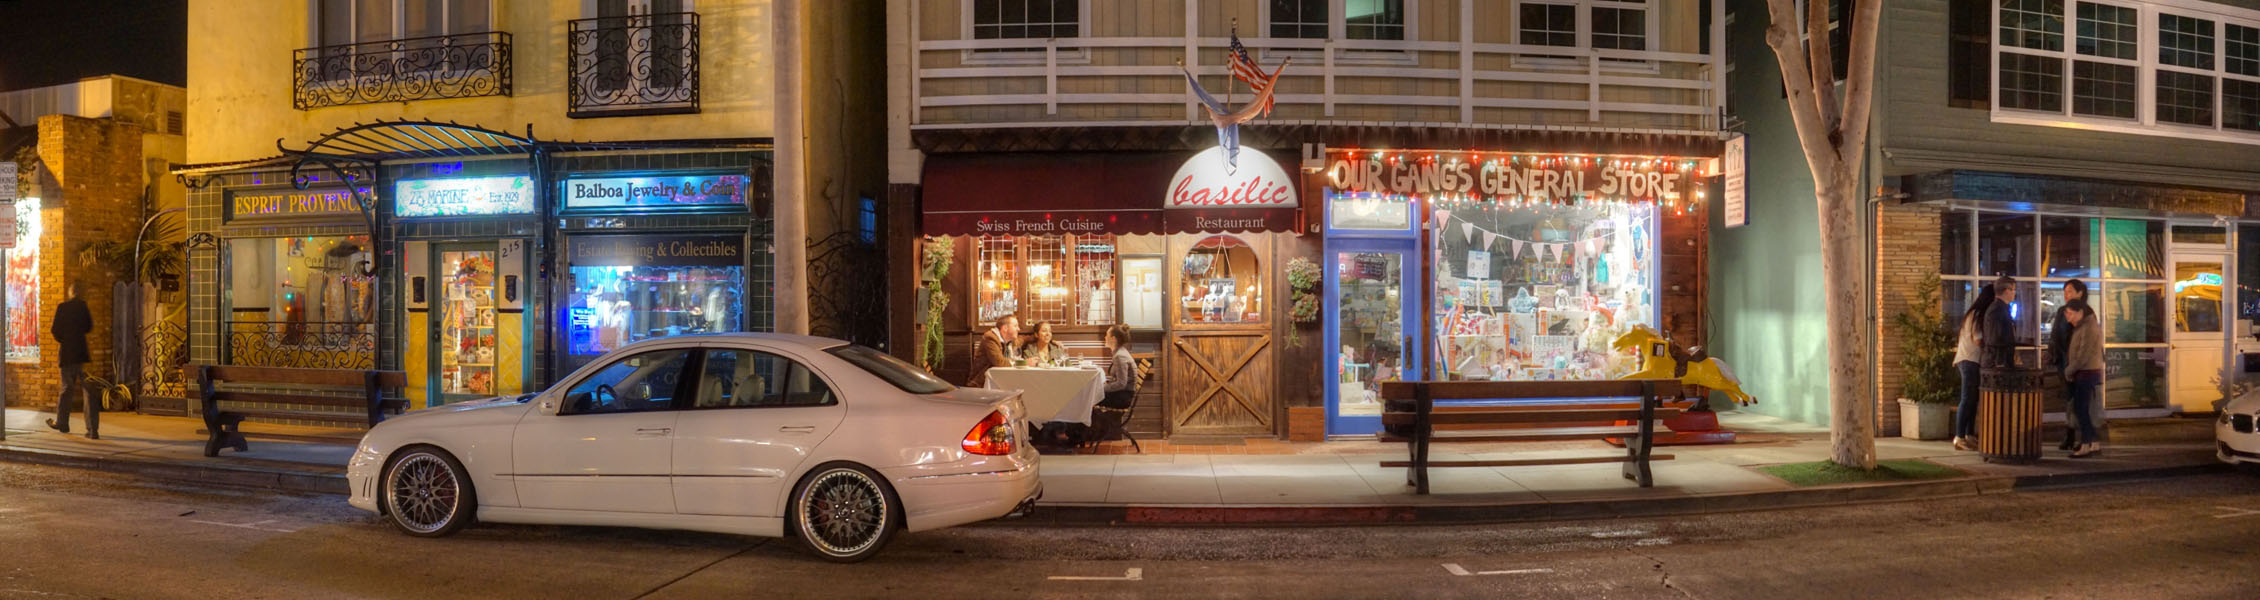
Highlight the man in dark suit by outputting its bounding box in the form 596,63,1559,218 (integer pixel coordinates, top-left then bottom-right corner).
1983,275,2020,368
48,279,97,439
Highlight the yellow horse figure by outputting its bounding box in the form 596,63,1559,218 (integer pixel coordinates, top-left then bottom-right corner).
1611,326,1757,406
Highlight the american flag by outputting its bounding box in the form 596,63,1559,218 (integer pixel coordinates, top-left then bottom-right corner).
1227,31,1275,116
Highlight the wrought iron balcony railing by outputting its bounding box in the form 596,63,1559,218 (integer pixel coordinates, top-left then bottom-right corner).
293,32,513,110
567,12,701,117
224,321,376,370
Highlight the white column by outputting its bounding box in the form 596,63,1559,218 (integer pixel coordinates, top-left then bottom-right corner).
773,0,810,335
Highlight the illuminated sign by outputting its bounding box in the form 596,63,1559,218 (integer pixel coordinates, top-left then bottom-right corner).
227,188,367,220
395,176,534,218
565,174,748,210
1166,146,1297,209
1324,151,1705,204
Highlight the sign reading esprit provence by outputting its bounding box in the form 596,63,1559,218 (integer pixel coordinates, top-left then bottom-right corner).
1325,151,1701,203
395,176,535,218
565,174,749,209
227,188,367,220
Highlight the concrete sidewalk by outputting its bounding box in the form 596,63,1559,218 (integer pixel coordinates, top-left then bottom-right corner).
2,407,2228,524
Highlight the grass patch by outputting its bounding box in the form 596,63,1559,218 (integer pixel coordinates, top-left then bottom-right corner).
1758,459,1965,487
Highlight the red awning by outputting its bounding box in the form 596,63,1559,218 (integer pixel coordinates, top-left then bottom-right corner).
920,152,1174,236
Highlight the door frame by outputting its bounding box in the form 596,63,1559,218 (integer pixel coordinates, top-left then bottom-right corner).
1322,237,1421,437
421,239,530,405
1163,232,1277,437
2166,240,2232,413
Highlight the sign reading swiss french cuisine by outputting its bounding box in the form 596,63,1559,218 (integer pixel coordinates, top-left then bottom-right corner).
1166,146,1298,232
1325,150,1698,203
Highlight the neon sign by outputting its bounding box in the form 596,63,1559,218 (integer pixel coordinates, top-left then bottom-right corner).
395,176,534,217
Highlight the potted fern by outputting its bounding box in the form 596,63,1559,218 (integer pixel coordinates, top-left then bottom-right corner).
1891,274,1958,440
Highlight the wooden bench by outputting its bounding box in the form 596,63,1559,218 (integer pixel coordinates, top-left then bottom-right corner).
190,365,408,457
1380,379,1684,494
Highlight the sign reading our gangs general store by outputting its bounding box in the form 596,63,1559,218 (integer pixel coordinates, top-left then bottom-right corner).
226,188,368,220
570,234,745,268
565,174,750,210
1325,151,1701,203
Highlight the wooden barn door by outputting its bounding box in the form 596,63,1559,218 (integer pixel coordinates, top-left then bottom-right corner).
1165,233,1276,436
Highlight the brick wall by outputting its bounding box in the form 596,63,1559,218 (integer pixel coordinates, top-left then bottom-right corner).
1873,203,1944,437
4,115,146,408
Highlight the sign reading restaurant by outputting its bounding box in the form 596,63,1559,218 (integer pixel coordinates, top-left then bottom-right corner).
1325,151,1694,202
565,174,749,209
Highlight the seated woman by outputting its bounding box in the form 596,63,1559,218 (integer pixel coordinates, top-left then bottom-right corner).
1015,321,1071,367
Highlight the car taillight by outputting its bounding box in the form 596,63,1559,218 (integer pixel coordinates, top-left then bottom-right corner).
962,410,1016,456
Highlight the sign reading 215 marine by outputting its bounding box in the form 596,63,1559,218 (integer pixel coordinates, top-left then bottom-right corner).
395,176,535,217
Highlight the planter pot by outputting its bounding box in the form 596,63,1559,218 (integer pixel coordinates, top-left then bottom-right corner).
1899,398,1952,441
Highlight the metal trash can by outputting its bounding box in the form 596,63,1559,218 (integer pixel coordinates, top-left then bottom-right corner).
1978,368,2044,464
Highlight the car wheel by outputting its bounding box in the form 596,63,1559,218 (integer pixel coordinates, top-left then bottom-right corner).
789,463,900,563
382,446,475,537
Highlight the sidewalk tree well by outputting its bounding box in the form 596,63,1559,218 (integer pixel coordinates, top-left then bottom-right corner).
1761,0,1882,469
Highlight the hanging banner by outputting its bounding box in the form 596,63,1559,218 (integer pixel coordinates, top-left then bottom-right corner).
1723,135,1748,228
396,176,535,218
1325,151,1702,203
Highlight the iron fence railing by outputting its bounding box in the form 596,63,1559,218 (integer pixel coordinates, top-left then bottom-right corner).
293,31,513,110
224,321,376,370
566,12,700,117
139,320,189,399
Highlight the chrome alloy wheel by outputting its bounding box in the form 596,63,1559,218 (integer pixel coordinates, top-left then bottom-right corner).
386,453,461,534
797,468,890,557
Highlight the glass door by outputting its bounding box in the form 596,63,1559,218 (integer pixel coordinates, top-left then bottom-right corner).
1325,240,1419,436
2169,251,2229,411
434,245,500,404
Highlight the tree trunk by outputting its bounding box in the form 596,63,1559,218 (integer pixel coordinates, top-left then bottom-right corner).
1817,173,1875,469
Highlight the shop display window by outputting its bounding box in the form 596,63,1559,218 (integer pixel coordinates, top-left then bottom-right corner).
221,235,377,347
2101,218,2165,280
2105,282,2166,344
4,198,39,363
1122,257,1164,329
1431,203,1656,381
1941,209,1974,276
566,264,745,357
1978,211,2038,277
973,234,1122,327
2104,347,2168,409
1180,235,1262,324
2040,215,2097,279
439,250,500,397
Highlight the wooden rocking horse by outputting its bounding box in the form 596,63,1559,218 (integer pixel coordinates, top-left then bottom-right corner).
1608,325,1754,445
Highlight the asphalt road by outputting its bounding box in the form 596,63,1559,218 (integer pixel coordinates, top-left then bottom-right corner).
1,462,2256,599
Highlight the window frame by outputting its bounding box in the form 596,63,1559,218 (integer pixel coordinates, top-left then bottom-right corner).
308,0,497,47
959,0,1090,65
1510,0,1660,73
1990,0,2260,145
1257,0,1420,66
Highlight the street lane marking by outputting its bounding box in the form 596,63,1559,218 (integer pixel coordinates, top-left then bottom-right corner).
1442,563,1554,577
1634,537,1674,547
189,518,299,533
1048,568,1143,582
1589,528,1650,538
2212,506,2260,519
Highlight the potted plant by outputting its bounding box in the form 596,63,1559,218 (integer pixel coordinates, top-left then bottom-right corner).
1891,274,1958,440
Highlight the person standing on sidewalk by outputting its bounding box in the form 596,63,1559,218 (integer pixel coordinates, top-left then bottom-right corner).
2061,300,2106,458
2048,279,2090,450
1952,284,1997,451
47,279,97,439
1982,275,2020,369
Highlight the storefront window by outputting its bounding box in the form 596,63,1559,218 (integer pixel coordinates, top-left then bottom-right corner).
2102,218,2165,279
2170,225,2227,245
2241,225,2259,333
4,198,40,363
1022,235,1070,325
221,235,377,365
2104,347,2168,408
1433,202,1656,381
2105,282,2166,344
1941,210,1974,276
975,234,1121,327
1073,237,1117,325
1181,235,1262,324
976,236,1020,325
1335,251,1404,416
2041,215,2097,278
1978,212,2037,277
1122,257,1164,329
1329,194,1412,231
2174,260,2225,333
565,235,747,359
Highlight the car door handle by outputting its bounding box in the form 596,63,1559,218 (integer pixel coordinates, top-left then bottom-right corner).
635,427,673,437
779,426,818,434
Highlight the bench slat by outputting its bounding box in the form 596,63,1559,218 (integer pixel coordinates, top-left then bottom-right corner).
210,392,406,411
221,410,378,427
1381,454,1675,468
1381,407,1683,426
1379,425,1642,444
196,429,365,444
190,364,408,388
1380,379,1681,400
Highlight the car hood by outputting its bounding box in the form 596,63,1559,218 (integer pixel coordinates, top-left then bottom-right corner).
2225,386,2260,415
390,393,536,422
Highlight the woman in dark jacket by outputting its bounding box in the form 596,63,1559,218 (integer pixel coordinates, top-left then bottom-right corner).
2061,300,2107,458
1952,284,1997,452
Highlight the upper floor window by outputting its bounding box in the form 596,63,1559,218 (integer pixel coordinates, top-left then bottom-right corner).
1519,2,1577,48
1271,0,1328,39
1591,2,1648,52
1345,0,1406,41
317,0,492,46
1514,1,1653,68
972,0,1079,40
1989,1,2260,141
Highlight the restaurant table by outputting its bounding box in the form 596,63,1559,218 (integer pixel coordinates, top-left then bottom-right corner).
984,367,1107,425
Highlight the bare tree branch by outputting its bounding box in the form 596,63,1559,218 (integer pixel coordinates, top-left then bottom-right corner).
1837,0,1884,168
1806,0,1841,132
1763,0,1838,183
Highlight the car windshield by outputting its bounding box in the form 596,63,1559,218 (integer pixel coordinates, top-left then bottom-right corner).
827,344,955,394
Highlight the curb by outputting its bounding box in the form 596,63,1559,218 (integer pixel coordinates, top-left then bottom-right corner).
0,445,349,496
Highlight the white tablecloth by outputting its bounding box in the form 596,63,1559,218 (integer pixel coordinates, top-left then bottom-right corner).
985,367,1106,425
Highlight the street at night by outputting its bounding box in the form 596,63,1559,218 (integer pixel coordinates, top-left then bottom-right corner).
4,461,2256,599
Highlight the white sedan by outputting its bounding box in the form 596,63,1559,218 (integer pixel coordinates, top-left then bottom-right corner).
346,333,1040,562
2219,384,2260,470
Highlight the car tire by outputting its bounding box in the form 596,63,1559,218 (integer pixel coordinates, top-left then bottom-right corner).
381,445,476,538
788,463,900,563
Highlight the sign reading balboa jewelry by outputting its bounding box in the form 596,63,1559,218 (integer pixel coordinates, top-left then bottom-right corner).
226,187,369,220
1165,146,1299,232
570,234,745,267
396,176,535,217
565,174,750,210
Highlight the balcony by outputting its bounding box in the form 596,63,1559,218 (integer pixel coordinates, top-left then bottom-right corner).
292,32,513,110
567,12,701,118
